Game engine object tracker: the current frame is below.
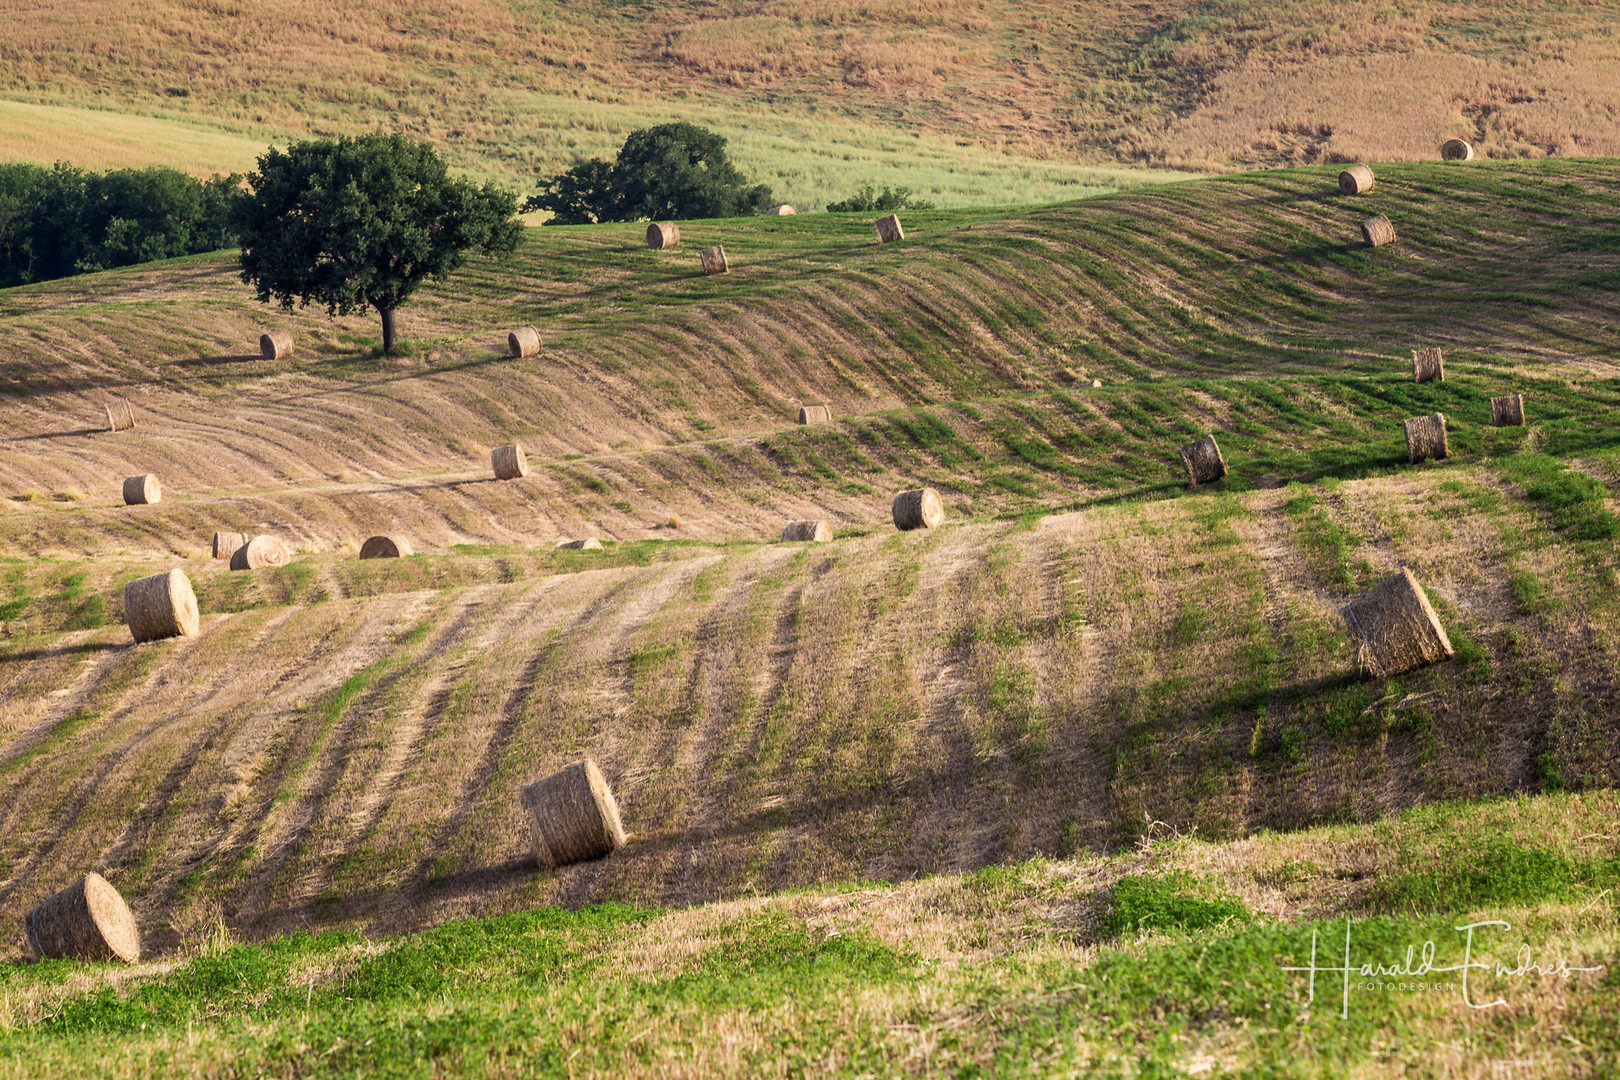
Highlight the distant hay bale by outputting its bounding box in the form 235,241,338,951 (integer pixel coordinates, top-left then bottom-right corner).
230,534,291,571
1441,139,1475,162
1091,379,1102,387
892,487,943,531
360,535,413,559
798,405,832,424
491,443,528,480
874,214,904,243
104,398,135,433
124,568,199,643
701,245,729,275
212,531,249,559
556,538,602,550
122,474,161,505
1412,347,1444,383
260,330,293,360
508,326,541,358
1404,413,1449,464
781,519,832,542
25,872,140,963
1492,394,1526,427
1361,215,1397,248
1179,434,1227,486
767,205,796,216
646,222,680,249
521,758,627,869
1342,567,1454,677
1338,164,1375,195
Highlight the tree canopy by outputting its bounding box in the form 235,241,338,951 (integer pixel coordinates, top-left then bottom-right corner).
528,123,772,225
235,133,521,354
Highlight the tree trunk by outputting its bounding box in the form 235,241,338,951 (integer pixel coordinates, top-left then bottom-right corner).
378,305,398,355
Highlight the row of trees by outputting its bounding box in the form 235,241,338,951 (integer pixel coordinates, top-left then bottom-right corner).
0,164,240,287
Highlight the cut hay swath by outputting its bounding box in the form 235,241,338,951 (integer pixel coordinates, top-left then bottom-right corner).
26,873,140,963
1338,164,1374,194
1342,567,1454,676
521,759,627,869
1492,394,1526,427
124,569,199,642
767,205,796,216
491,443,528,480
798,405,832,424
508,326,541,358
212,531,248,559
892,487,944,531
1179,434,1227,486
781,519,832,542
359,535,413,559
230,534,291,571
1412,346,1444,383
1441,139,1475,161
646,222,679,249
1361,215,1397,247
556,538,602,550
1404,413,1449,464
122,473,160,505
874,214,904,243
104,398,135,432
260,330,292,359
700,245,729,275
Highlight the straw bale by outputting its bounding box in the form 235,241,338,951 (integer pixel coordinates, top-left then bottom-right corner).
1179,434,1227,485
1342,567,1454,676
557,538,603,550
1441,139,1475,161
104,398,135,432
892,487,943,531
1338,164,1375,195
781,519,832,542
798,405,831,424
701,245,729,275
646,222,680,249
1491,394,1525,427
508,326,541,358
260,330,293,359
360,535,413,559
212,531,249,559
521,759,627,868
122,474,160,505
26,873,140,963
230,534,291,571
875,214,904,243
1412,346,1444,383
492,443,528,480
1361,215,1397,247
767,205,796,216
124,569,199,642
1404,413,1449,463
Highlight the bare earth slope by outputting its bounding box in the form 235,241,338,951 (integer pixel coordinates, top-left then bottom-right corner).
0,160,1618,955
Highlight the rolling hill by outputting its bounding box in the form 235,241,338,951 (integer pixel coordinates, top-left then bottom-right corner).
0,157,1618,970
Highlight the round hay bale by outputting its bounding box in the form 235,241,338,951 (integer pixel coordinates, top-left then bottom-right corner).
508,326,541,358
647,222,680,249
104,398,135,432
212,531,249,559
1338,164,1375,195
1091,379,1102,387
1179,434,1227,486
781,519,832,542
556,538,603,550
491,443,528,481
874,214,905,243
122,474,161,505
1441,139,1475,162
260,330,293,360
700,245,729,275
1361,215,1397,248
521,758,627,869
797,405,832,424
360,535,413,559
1342,567,1454,677
1404,413,1449,464
230,534,291,571
1491,394,1526,427
1411,346,1445,383
767,204,796,216
124,568,199,642
892,487,944,531
25,872,140,963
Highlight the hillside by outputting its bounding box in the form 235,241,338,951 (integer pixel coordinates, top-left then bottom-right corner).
1,157,1618,967
2,1,1620,200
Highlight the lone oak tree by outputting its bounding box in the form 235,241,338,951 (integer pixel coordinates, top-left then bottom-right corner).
235,134,521,354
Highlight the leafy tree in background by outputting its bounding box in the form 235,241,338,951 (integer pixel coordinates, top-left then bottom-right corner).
0,163,241,287
528,123,772,225
235,133,522,354
825,185,935,213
